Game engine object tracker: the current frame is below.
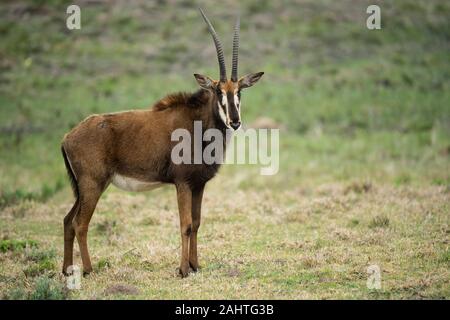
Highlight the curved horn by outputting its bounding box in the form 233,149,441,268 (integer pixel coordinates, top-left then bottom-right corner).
199,8,227,82
231,15,240,82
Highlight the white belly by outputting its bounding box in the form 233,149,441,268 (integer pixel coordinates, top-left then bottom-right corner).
111,174,162,192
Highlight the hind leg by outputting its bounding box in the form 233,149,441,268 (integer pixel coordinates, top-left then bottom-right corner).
73,178,103,275
62,198,80,275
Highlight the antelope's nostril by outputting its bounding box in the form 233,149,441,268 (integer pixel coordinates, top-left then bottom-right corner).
230,121,241,130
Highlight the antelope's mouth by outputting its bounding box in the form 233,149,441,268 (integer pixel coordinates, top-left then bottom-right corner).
229,121,241,130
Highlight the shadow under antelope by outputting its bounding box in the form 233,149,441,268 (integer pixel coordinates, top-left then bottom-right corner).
61,8,264,278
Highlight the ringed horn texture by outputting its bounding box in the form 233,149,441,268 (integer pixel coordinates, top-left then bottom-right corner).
231,15,240,82
199,8,227,82
199,9,240,82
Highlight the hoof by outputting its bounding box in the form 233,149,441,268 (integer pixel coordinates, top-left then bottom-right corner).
62,267,73,277
178,267,189,278
189,262,200,272
83,269,93,277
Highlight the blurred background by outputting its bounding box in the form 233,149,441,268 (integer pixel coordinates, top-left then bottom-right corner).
0,0,449,299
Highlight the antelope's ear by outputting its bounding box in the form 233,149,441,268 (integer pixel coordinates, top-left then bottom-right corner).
238,72,264,89
194,74,215,90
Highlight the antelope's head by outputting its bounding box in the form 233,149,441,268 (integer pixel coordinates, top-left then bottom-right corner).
194,8,264,130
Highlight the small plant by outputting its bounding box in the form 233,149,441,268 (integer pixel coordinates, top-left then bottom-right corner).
23,247,57,277
96,257,111,271
0,239,38,253
23,259,56,277
369,215,390,229
439,249,450,264
29,276,66,300
0,179,65,208
394,174,411,185
345,181,372,194
141,216,160,226
25,247,56,262
349,218,360,227
96,220,117,234
39,178,65,202
4,286,29,300
95,219,121,245
0,189,35,208
4,276,67,300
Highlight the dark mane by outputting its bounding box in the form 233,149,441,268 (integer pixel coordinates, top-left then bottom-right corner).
152,89,210,111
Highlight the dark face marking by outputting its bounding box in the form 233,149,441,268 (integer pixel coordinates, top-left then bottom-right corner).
214,80,241,130
194,73,263,129
227,91,240,124
215,86,228,117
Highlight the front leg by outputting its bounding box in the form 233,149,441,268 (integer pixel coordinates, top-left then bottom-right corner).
175,182,192,278
189,184,204,271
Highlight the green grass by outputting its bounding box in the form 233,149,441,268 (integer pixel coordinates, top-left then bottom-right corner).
0,0,449,299
0,239,38,253
3,275,67,300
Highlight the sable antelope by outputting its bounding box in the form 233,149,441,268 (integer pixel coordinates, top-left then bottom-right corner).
61,8,264,278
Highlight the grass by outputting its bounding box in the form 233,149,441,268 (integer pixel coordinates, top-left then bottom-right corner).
0,0,449,299
23,247,57,277
0,179,64,208
368,215,390,229
0,239,38,253
0,184,448,299
3,276,67,300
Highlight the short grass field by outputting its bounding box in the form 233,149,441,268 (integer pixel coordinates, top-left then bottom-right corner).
0,0,449,299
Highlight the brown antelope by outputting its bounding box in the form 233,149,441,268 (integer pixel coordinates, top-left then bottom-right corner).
61,8,264,278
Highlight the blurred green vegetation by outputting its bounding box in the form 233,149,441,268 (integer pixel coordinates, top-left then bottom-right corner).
0,238,38,252
0,0,449,192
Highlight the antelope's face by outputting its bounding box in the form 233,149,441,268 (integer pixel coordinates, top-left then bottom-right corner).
194,73,264,130
195,8,264,130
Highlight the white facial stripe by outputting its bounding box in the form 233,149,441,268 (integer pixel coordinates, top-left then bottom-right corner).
234,94,240,116
221,95,227,106
217,102,229,127
221,93,230,122
234,94,239,106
